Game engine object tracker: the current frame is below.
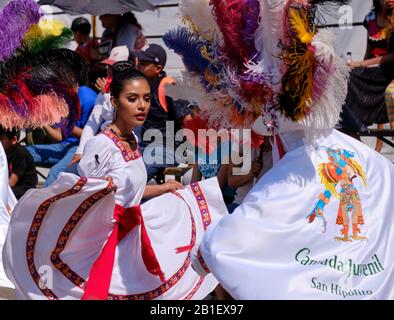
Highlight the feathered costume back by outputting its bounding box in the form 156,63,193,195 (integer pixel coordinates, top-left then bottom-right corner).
0,0,87,135
164,0,350,136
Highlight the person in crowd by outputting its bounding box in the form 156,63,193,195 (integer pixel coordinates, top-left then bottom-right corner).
0,128,38,199
134,44,193,182
227,139,273,213
71,17,100,65
341,0,394,151
99,12,146,57
27,85,97,187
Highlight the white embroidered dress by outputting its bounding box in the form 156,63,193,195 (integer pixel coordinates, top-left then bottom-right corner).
0,143,16,291
3,128,227,300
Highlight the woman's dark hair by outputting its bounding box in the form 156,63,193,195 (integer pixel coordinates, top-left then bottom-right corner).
121,12,142,30
110,67,148,98
373,0,382,12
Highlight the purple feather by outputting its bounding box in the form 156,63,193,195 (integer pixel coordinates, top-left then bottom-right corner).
312,58,334,101
0,0,42,61
241,0,260,60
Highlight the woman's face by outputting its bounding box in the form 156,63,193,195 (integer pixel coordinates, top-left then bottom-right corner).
111,78,151,129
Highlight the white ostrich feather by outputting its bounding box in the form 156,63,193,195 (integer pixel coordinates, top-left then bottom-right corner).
246,0,287,90
164,72,206,104
300,29,349,130
178,0,222,43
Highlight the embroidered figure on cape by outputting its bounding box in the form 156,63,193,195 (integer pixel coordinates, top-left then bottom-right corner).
307,148,367,242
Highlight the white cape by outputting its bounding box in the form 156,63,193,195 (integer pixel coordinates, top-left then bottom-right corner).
200,129,394,299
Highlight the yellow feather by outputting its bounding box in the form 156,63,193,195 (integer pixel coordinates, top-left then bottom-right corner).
288,8,315,45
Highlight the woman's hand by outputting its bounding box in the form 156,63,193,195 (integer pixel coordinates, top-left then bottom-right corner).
95,77,107,94
68,153,82,167
347,61,363,69
160,180,184,193
105,175,117,192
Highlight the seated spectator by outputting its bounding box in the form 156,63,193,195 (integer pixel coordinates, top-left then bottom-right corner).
26,85,97,187
134,44,193,181
71,17,100,65
226,138,272,213
340,0,394,151
99,12,146,58
0,128,38,199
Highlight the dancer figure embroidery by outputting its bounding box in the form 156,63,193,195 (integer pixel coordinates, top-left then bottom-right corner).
307,148,367,242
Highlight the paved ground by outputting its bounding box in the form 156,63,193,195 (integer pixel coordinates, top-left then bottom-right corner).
0,287,16,300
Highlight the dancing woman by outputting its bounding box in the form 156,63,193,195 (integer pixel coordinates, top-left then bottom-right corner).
3,67,227,300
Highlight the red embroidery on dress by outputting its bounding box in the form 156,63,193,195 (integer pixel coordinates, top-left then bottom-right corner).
197,247,210,273
26,177,87,300
101,128,142,162
190,182,212,230
182,276,205,300
50,182,115,289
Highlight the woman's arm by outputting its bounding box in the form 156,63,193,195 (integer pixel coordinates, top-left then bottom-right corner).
43,125,63,142
227,158,263,189
216,164,229,189
227,161,254,189
350,56,382,68
8,173,19,188
143,180,184,198
348,36,381,68
71,126,83,139
190,164,202,183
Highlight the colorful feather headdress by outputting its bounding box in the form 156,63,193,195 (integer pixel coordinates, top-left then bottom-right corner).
277,0,350,130
0,0,87,135
164,0,350,137
163,0,273,134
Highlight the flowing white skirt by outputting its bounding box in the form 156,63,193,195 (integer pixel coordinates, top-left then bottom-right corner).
3,173,228,300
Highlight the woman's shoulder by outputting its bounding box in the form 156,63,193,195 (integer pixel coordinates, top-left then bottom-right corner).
85,133,115,153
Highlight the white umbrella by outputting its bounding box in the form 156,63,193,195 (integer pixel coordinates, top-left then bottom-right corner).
37,0,156,15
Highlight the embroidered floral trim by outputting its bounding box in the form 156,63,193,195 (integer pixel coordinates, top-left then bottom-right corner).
101,128,141,162
190,182,212,231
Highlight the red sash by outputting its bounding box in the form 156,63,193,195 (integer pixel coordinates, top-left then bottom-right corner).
81,204,165,300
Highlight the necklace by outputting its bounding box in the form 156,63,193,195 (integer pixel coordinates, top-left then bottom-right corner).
109,126,137,151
